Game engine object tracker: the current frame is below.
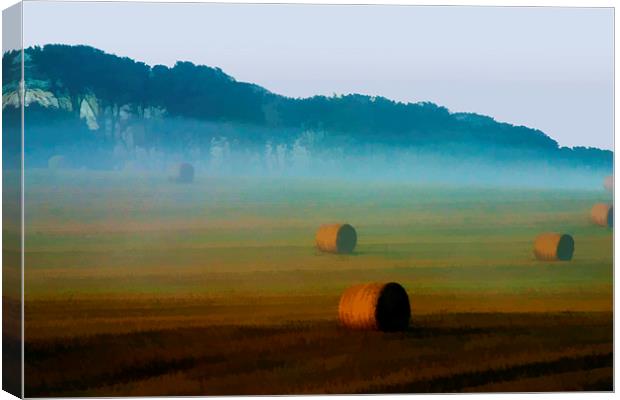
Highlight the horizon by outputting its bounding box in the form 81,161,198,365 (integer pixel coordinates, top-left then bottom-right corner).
21,2,614,150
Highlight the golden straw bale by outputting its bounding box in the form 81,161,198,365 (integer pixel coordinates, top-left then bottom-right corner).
315,223,357,254
533,232,574,261
591,203,613,228
338,282,410,331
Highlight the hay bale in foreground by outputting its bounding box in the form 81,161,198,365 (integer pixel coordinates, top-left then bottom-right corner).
315,223,357,254
591,203,613,228
338,282,411,331
169,162,194,183
533,233,574,261
604,175,613,192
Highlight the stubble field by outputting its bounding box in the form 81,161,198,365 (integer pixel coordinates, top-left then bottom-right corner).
22,171,613,395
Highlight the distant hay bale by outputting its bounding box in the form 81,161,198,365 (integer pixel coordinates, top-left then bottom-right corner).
315,223,357,254
603,175,613,192
533,233,574,261
123,160,141,172
591,203,613,228
338,282,411,331
48,155,67,170
169,162,194,183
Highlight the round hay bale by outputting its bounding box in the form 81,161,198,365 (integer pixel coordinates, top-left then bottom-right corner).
315,223,357,254
533,232,574,261
603,175,613,192
48,155,68,170
591,203,613,228
169,162,194,183
338,282,411,331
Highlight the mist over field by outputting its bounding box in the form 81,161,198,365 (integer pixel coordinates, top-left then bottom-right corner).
7,108,614,189
19,119,613,190
1,44,612,190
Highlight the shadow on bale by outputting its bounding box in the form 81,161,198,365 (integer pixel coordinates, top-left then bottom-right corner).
555,235,575,261
376,283,412,331
338,282,410,332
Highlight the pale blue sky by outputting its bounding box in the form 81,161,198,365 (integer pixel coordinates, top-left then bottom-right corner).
23,1,614,150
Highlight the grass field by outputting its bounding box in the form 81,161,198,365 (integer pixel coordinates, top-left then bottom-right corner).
22,170,613,395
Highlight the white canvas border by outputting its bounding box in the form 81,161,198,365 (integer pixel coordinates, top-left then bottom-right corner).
0,1,615,400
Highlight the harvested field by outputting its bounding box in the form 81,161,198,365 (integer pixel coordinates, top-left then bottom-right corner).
22,171,614,395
